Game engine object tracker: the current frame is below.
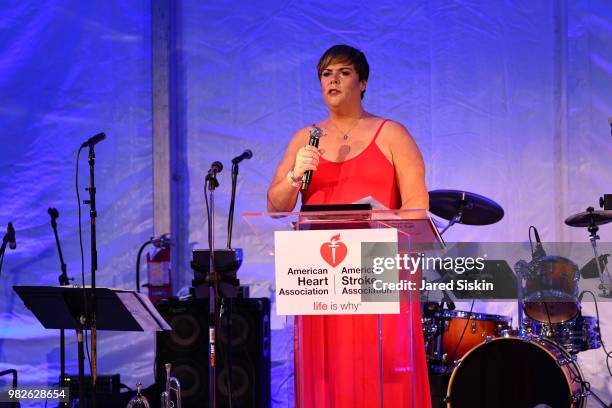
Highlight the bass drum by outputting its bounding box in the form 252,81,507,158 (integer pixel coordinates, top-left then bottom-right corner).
446,337,588,408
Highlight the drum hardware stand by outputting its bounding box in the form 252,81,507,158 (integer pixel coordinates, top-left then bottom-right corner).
438,197,472,235
513,260,529,338
583,207,612,298
588,392,612,408
48,208,73,408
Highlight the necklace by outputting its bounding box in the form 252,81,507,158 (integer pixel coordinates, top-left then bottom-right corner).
330,114,363,140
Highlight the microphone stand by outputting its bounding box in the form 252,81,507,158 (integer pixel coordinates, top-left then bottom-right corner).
0,222,15,276
83,144,99,407
205,169,220,408
222,161,244,408
227,160,241,249
49,211,72,407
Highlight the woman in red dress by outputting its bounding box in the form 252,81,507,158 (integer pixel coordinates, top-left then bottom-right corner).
267,45,431,408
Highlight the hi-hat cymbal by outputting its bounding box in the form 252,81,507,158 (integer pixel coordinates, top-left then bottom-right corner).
429,189,504,226
564,208,612,228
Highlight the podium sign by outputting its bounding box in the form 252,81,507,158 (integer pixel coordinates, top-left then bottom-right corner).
274,228,399,315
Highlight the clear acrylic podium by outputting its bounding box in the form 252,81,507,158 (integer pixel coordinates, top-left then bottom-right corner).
243,208,442,408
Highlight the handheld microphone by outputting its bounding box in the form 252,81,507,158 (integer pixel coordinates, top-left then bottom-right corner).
6,222,16,250
80,132,106,149
532,226,546,259
301,126,322,191
231,149,253,165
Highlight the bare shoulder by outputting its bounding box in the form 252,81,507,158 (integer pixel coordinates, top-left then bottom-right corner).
375,119,422,162
290,124,312,144
379,120,415,144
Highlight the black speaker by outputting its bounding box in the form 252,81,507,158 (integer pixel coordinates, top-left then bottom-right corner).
155,297,271,408
217,298,271,407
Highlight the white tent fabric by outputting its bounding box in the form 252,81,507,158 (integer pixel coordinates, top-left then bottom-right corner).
0,0,155,401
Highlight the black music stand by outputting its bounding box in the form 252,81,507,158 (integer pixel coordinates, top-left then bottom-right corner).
13,286,170,405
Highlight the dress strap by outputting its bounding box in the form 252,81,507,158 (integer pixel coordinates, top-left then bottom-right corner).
372,119,389,142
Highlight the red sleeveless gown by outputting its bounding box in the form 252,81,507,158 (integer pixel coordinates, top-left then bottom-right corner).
295,120,432,408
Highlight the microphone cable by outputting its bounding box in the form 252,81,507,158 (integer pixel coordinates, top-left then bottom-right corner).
528,225,536,254
450,299,475,366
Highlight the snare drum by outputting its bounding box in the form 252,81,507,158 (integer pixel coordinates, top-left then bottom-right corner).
523,315,601,354
524,256,580,323
428,310,511,370
446,336,588,408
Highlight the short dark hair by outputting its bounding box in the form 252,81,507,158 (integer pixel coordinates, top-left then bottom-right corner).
317,44,369,99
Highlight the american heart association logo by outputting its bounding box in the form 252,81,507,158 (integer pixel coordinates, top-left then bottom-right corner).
320,233,347,267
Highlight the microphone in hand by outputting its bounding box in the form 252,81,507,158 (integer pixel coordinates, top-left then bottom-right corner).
301,126,322,191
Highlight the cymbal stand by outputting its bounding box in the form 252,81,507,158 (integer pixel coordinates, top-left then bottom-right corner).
513,260,529,337
585,207,612,298
439,195,473,235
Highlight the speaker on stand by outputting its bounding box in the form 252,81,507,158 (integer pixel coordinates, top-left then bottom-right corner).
155,297,271,408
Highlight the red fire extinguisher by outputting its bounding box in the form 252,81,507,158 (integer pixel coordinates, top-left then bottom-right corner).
144,236,172,305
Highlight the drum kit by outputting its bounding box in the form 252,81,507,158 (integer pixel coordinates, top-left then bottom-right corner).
424,189,612,408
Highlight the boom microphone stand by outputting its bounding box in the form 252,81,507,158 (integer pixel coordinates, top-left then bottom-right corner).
48,208,72,407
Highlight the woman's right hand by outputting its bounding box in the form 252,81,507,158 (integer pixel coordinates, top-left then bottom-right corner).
293,145,322,178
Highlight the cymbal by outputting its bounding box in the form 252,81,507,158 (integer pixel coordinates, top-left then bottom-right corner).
564,208,612,228
429,189,504,226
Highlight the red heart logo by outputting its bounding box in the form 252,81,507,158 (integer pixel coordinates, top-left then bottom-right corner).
320,234,348,267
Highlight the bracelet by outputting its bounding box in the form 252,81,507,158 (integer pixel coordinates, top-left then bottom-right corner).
287,169,303,188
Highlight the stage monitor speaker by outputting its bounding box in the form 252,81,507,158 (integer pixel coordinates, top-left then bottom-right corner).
155,297,270,408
